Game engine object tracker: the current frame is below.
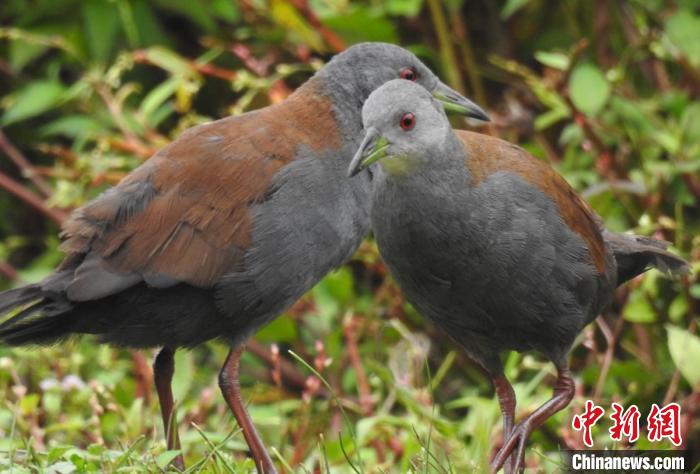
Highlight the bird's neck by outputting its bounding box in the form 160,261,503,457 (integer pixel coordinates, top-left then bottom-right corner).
378,133,466,184
312,68,369,141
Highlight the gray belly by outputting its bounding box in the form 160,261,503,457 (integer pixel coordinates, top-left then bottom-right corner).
373,172,607,366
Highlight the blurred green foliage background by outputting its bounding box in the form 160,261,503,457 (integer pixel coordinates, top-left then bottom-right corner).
0,0,698,472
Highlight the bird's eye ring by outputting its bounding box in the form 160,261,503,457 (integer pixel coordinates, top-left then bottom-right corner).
399,67,417,81
400,112,416,131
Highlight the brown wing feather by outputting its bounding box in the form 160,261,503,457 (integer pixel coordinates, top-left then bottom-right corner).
59,79,340,292
456,130,607,274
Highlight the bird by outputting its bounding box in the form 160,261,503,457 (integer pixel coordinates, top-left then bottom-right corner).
347,80,689,473
0,43,489,473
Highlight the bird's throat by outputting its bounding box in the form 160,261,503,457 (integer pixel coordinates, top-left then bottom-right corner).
379,154,420,176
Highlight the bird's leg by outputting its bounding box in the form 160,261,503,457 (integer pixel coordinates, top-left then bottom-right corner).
492,374,516,474
153,346,185,470
491,365,575,473
219,346,277,474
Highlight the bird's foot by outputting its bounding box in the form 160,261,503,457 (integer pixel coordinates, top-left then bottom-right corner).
490,419,533,473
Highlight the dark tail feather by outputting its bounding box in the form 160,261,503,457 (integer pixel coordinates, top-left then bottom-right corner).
0,284,42,315
0,276,77,346
605,232,690,286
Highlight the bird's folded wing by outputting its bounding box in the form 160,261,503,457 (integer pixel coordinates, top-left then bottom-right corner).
58,116,290,301
456,130,608,274
57,81,339,302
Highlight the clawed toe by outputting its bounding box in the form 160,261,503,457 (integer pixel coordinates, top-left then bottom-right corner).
491,422,530,473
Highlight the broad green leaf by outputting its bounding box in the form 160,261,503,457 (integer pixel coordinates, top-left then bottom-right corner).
569,62,610,117
9,39,48,71
153,0,216,32
681,102,700,146
666,325,700,387
255,314,298,343
622,288,657,323
665,9,700,67
534,106,569,130
323,6,399,44
82,0,120,62
320,267,354,306
668,295,688,323
534,51,570,70
653,129,680,154
130,0,171,47
172,350,194,400
1,80,68,126
20,393,40,414
385,0,424,17
156,450,183,469
40,115,103,138
211,0,239,21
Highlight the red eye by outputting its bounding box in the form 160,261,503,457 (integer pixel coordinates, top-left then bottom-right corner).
399,67,417,81
400,112,415,131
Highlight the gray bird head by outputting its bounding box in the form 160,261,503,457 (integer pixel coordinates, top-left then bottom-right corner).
321,43,489,121
348,80,454,177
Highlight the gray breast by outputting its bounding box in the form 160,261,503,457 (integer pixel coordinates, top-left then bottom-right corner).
216,142,372,346
371,170,603,369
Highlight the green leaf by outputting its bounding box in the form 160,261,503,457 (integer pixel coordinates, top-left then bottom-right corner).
82,0,120,62
665,9,700,68
501,0,530,19
255,314,298,343
20,393,40,414
9,39,48,72
1,80,68,126
139,47,192,77
668,295,688,323
622,289,656,323
569,62,610,117
323,7,399,45
681,102,700,146
40,115,103,138
139,77,179,125
534,51,570,70
385,0,424,17
156,450,183,469
153,0,216,32
172,350,194,401
534,106,569,130
666,325,700,387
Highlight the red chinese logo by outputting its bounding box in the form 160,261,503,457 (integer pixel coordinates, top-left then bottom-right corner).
609,402,640,443
572,401,683,447
647,403,682,446
572,400,605,447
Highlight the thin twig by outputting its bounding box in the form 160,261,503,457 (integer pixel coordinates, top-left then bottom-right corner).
291,0,346,53
593,315,624,400
0,129,53,198
247,340,314,394
0,170,66,225
132,49,238,81
343,314,374,415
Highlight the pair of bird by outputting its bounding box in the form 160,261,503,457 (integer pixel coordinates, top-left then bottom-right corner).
0,41,687,473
